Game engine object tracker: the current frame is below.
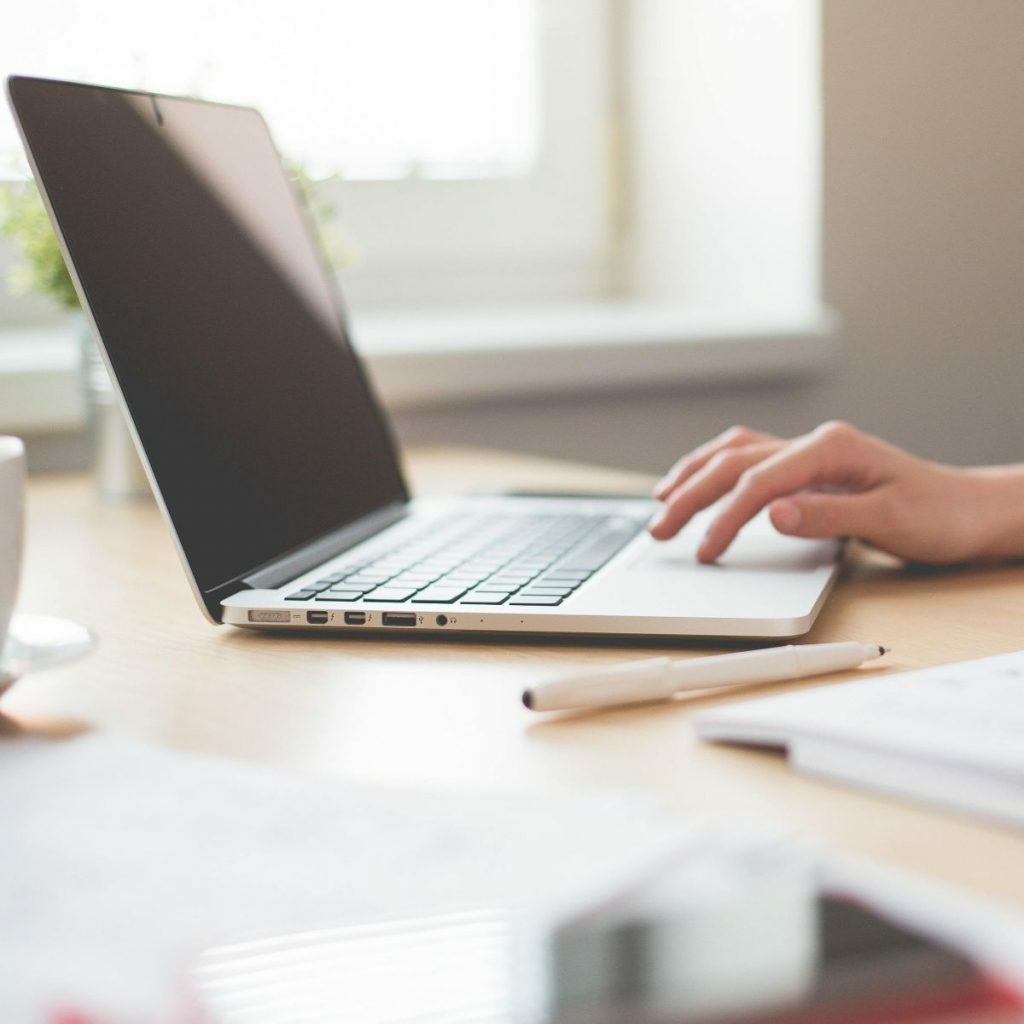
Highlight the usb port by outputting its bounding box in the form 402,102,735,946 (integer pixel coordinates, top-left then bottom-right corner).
382,611,417,627
306,610,329,625
344,611,367,625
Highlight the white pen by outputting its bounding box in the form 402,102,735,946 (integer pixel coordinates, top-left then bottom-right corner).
522,641,888,713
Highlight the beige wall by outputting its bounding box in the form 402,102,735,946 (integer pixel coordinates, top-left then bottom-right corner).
394,1,1024,475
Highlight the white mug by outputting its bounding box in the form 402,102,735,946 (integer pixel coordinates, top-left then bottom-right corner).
0,436,26,653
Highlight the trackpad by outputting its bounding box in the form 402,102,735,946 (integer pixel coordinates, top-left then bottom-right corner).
630,516,837,574
567,512,839,624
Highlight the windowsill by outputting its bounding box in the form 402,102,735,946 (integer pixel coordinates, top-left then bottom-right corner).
0,325,86,433
0,302,838,433
355,303,838,410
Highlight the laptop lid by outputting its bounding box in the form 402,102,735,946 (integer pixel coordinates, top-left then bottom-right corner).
7,76,409,621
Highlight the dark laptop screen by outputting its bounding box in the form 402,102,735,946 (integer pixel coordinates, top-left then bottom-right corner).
9,77,408,603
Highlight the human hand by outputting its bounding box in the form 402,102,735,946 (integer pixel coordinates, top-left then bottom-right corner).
648,421,1024,565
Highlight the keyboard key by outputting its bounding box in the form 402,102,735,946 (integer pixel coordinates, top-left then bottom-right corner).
412,586,470,603
518,586,574,597
440,573,486,584
330,564,366,577
344,572,394,584
532,577,583,589
316,590,365,602
387,575,436,588
285,589,318,600
509,595,564,606
461,591,511,604
364,587,419,602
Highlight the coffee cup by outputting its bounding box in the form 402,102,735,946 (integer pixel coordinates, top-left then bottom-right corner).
0,436,26,654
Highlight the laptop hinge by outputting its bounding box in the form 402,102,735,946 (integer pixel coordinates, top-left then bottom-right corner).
241,501,410,593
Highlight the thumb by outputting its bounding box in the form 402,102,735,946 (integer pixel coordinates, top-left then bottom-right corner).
769,492,880,541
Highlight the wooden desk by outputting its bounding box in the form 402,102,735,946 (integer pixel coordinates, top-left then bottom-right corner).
8,446,1024,908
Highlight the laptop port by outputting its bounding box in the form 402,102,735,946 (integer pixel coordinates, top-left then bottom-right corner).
382,611,417,627
344,611,367,625
306,610,329,625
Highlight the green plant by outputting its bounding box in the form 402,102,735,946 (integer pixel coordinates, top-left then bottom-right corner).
285,160,360,271
0,160,356,311
0,178,78,309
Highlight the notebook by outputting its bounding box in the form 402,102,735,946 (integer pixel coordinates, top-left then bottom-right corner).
695,650,1024,827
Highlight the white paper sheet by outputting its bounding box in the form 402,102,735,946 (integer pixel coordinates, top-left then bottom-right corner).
0,735,693,1022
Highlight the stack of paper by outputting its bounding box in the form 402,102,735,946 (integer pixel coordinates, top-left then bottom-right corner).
696,649,1024,827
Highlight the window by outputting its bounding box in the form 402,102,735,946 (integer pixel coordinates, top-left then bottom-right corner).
625,0,822,318
0,0,612,317
0,0,541,179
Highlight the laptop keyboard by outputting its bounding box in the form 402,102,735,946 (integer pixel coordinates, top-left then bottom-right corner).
284,512,641,607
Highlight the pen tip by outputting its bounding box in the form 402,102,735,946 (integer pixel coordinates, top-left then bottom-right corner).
522,690,534,710
878,645,889,656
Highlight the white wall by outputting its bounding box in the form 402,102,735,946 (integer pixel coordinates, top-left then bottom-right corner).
819,0,1024,466
394,0,1024,474
625,0,820,315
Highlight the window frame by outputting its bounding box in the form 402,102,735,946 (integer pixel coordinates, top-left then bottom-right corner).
320,0,614,311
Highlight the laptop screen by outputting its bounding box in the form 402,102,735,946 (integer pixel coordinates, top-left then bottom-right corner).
9,77,408,604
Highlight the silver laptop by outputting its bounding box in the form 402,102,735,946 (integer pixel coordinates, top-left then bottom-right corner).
8,76,840,641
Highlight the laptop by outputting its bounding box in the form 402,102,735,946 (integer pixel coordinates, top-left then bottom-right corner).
7,75,840,641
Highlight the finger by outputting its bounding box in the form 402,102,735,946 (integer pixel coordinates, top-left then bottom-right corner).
696,424,869,561
769,492,883,541
653,426,776,500
652,426,777,500
648,442,781,540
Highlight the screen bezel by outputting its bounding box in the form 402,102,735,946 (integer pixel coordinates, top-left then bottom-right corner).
6,75,410,622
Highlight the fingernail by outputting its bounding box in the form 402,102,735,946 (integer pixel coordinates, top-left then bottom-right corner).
773,499,802,532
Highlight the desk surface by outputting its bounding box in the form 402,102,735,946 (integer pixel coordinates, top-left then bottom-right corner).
8,446,1024,907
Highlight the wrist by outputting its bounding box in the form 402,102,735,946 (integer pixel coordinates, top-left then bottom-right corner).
965,466,1024,561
